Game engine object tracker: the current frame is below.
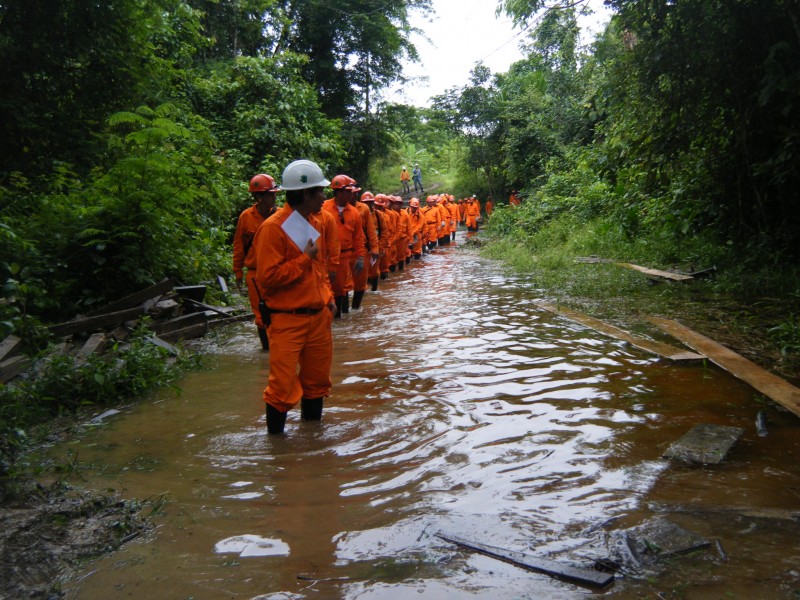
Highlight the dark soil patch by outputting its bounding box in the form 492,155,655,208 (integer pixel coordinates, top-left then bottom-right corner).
0,478,150,599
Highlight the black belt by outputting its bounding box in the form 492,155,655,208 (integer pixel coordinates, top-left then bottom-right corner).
341,247,354,252
269,307,322,315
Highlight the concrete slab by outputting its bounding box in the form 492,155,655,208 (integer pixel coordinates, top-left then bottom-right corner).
663,423,744,465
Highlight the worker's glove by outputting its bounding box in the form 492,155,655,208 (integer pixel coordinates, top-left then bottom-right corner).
354,256,364,274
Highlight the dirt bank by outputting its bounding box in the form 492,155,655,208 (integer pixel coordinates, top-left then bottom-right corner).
0,479,150,600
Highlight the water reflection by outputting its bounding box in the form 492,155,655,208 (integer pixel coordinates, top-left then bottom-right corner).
55,244,799,599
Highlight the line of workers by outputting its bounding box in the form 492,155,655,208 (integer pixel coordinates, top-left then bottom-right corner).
233,172,489,352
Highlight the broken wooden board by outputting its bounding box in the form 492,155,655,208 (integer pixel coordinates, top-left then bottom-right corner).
663,423,744,464
49,306,145,337
158,322,208,343
145,336,179,356
75,333,108,361
539,304,704,361
0,355,31,383
649,317,800,417
154,312,208,335
0,335,23,362
616,263,694,281
437,533,614,589
86,278,175,316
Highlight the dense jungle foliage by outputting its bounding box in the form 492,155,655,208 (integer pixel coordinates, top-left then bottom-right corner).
1,0,799,461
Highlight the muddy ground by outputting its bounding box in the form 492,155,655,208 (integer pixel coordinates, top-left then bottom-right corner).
1,272,798,599
0,478,150,600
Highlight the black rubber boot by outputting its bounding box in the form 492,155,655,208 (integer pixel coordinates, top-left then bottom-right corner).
405,257,411,264
257,327,269,351
351,290,365,309
266,404,287,434
414,253,421,260
342,292,350,314
389,264,396,272
301,397,323,421
398,260,404,271
334,296,344,318
380,272,388,280
451,232,456,241
370,277,379,291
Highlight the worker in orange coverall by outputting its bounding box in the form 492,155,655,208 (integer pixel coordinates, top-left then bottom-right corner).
422,196,441,251
443,194,459,242
252,159,336,434
406,198,425,259
435,196,450,246
485,197,494,218
390,196,409,270
380,195,398,275
374,194,394,279
233,173,280,351
465,195,481,231
349,189,379,308
364,193,391,290
322,175,365,317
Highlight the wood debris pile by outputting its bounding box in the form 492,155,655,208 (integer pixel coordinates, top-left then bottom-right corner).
0,278,251,383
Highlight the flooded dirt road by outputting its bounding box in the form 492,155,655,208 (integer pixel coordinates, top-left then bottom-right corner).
50,239,800,599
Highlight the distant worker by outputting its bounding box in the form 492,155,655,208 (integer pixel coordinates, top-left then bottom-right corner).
252,159,336,434
485,196,494,218
233,173,280,351
412,164,423,194
400,166,411,194
465,195,481,231
509,189,521,206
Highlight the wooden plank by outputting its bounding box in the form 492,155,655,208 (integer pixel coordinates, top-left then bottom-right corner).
663,423,744,464
153,312,207,335
616,263,694,281
649,317,800,417
49,306,145,337
437,533,614,590
0,334,23,362
87,278,175,316
76,333,108,361
0,355,32,382
158,322,208,343
540,304,704,361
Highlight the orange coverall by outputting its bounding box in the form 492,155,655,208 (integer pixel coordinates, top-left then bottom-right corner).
233,204,273,329
406,208,425,256
314,208,340,286
394,207,410,263
253,205,335,412
352,200,378,293
446,200,459,235
465,199,481,230
370,208,391,279
380,208,398,273
422,204,440,246
322,199,365,296
485,199,494,217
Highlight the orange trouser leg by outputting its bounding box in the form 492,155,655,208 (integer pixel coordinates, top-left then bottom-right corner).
245,270,264,329
331,252,355,296
263,310,333,412
353,251,369,291
379,252,390,274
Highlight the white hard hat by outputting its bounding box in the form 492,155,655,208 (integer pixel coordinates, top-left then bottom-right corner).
279,159,330,191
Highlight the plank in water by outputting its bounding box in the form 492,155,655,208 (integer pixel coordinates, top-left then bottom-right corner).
539,304,704,362
649,316,800,417
436,533,614,589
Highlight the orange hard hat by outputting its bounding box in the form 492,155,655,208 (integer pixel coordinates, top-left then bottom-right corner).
330,174,357,190
409,198,420,208
374,194,388,207
249,174,279,193
360,191,375,202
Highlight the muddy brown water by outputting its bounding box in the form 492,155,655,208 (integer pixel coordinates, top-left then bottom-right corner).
48,239,800,599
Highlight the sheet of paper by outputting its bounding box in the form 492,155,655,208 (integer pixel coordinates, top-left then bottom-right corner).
281,210,320,251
